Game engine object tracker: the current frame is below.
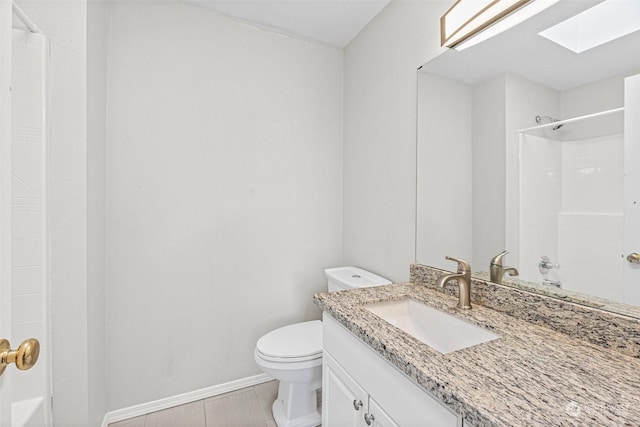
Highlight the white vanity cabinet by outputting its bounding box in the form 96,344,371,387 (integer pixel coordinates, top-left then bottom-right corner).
322,314,463,427
324,352,398,426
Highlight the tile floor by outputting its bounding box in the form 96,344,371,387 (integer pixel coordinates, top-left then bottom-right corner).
109,381,280,427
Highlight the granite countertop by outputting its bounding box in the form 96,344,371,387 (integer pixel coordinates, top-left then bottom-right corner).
313,283,640,427
472,271,640,319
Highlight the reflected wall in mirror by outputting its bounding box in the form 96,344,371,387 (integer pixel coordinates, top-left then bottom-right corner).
416,0,640,317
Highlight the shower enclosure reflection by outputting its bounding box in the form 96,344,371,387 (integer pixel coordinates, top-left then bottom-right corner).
514,108,624,302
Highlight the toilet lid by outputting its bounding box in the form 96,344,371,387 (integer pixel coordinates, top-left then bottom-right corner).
256,320,322,360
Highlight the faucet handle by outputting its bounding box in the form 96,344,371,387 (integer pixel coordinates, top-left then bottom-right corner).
490,250,509,266
444,256,471,274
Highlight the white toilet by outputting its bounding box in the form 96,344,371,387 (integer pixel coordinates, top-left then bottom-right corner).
254,266,391,427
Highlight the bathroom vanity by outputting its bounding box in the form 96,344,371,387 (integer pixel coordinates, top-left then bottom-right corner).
323,314,461,426
314,265,640,426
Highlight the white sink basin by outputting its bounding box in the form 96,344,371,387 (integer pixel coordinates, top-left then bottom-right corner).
365,298,500,354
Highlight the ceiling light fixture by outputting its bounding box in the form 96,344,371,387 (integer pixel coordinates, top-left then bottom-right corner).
441,0,560,50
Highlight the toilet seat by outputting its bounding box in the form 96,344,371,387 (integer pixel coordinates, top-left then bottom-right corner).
253,267,391,427
255,320,322,363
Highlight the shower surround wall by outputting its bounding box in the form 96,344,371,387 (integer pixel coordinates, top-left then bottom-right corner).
518,129,624,300
106,2,343,410
558,133,624,299
11,28,49,425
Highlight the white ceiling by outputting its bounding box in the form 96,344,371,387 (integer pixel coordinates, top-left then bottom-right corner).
185,0,392,47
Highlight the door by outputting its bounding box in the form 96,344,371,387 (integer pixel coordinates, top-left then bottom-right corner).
366,397,400,427
323,353,369,427
624,74,640,304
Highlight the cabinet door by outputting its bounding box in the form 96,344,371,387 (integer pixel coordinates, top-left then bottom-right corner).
365,397,400,427
323,353,368,427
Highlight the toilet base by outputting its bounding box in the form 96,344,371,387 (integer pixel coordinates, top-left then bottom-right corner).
271,381,321,427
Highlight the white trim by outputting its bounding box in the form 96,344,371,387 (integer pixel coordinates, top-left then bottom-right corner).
100,373,273,427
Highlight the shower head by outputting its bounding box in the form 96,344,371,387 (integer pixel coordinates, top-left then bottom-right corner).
535,115,563,130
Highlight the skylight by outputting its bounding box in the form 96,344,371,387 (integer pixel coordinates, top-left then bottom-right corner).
539,0,640,53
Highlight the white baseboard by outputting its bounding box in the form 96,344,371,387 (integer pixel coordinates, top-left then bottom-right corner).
100,373,273,427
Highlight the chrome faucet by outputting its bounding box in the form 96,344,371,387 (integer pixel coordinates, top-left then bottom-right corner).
489,250,519,284
435,256,472,310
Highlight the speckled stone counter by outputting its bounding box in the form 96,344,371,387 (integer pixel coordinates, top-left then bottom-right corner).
313,283,640,426
412,264,640,358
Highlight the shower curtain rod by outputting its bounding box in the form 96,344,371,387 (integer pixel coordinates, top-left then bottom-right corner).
517,107,624,134
12,2,42,34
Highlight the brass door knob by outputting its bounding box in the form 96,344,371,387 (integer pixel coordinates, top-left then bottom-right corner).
0,338,40,376
627,253,640,264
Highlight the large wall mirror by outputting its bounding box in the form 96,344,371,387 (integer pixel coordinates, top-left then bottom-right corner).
416,0,640,317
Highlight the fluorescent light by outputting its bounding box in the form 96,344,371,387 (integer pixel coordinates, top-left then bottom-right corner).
443,0,499,40
539,0,640,53
454,0,560,50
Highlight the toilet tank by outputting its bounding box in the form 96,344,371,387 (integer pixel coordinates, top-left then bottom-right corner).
324,266,392,292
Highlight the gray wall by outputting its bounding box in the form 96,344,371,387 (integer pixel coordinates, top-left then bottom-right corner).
416,73,472,268
105,1,344,410
342,0,450,282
